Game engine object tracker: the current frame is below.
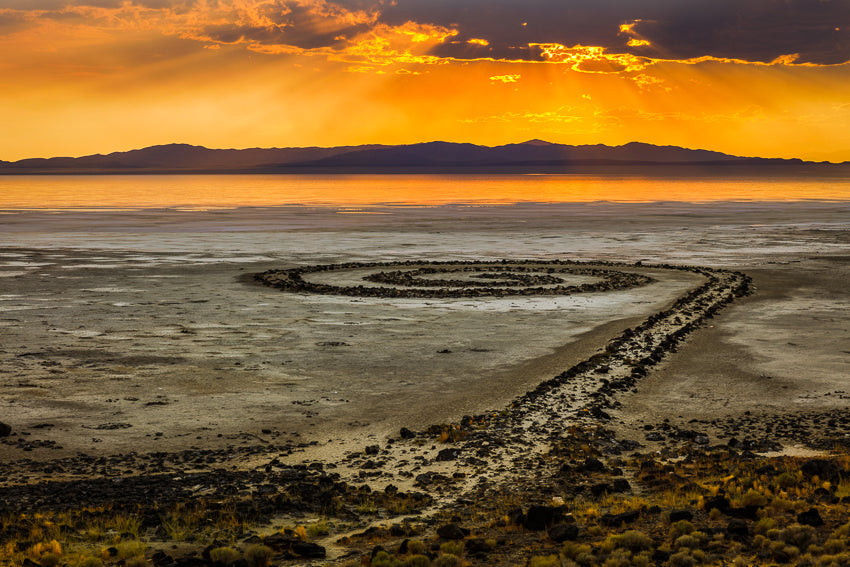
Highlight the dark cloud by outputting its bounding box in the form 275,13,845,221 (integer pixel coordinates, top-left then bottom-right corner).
378,0,850,64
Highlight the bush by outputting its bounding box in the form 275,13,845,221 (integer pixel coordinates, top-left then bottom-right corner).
432,554,462,567
670,520,695,540
530,555,560,567
782,524,817,552
406,540,427,555
244,544,274,567
616,530,653,552
209,546,241,566
439,541,463,556
403,555,431,567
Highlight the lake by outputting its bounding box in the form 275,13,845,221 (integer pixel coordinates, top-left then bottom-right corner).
1,173,849,210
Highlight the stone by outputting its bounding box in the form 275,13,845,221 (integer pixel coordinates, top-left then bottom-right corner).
436,448,460,461
524,505,564,531
436,523,467,540
797,508,824,527
548,523,579,542
726,518,749,540
399,427,416,439
0,422,11,437
669,510,694,522
292,541,326,558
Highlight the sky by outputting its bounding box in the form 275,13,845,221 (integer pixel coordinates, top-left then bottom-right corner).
0,0,849,162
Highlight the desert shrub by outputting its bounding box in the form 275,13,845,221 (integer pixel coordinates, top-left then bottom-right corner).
372,551,403,567
674,535,698,549
755,517,776,534
307,518,329,538
244,544,274,567
777,472,799,489
615,530,653,552
403,555,431,567
432,554,461,567
667,550,696,567
741,489,768,507
824,539,847,554
116,541,146,559
77,557,104,567
407,540,427,555
40,553,61,567
439,541,463,556
209,546,241,566
126,557,148,567
832,523,850,540
561,542,593,560
602,549,631,567
670,520,695,540
782,524,818,551
530,555,560,567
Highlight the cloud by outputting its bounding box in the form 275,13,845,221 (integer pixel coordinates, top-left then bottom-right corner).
378,0,849,65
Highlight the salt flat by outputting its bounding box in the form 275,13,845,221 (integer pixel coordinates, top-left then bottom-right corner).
0,201,848,461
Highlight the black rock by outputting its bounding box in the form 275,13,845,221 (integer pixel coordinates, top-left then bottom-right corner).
669,510,694,522
151,551,174,567
727,505,760,520
578,457,606,473
465,538,493,557
590,482,612,497
704,495,731,513
801,459,841,482
612,479,631,493
548,523,579,542
400,427,416,439
365,445,380,455
436,523,467,540
0,422,11,437
292,541,326,558
21,559,42,567
600,509,639,527
175,557,206,567
797,508,824,527
436,448,460,461
524,505,564,531
726,518,749,540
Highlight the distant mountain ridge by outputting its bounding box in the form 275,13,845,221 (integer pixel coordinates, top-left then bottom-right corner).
2,140,843,174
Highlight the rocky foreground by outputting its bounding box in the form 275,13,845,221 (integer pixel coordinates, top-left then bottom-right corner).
4,261,850,566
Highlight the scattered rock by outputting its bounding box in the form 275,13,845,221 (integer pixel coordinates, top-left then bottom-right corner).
797,508,824,527
436,523,467,540
0,422,11,437
548,523,579,542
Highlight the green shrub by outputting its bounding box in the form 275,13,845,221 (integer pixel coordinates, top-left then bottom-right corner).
670,520,695,540
407,540,427,555
244,544,274,567
616,530,653,552
116,541,146,560
372,551,403,567
439,541,463,556
209,546,241,566
667,550,696,567
530,555,560,567
432,554,461,567
782,524,817,552
403,555,431,567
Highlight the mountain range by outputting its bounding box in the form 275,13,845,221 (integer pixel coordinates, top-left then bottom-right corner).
1,140,844,174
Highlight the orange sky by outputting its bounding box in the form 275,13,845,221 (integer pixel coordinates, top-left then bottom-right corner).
1,0,848,162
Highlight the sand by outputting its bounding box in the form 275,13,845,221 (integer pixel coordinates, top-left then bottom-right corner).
1,201,849,465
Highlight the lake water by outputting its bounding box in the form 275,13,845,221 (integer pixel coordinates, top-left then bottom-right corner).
1,173,849,210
